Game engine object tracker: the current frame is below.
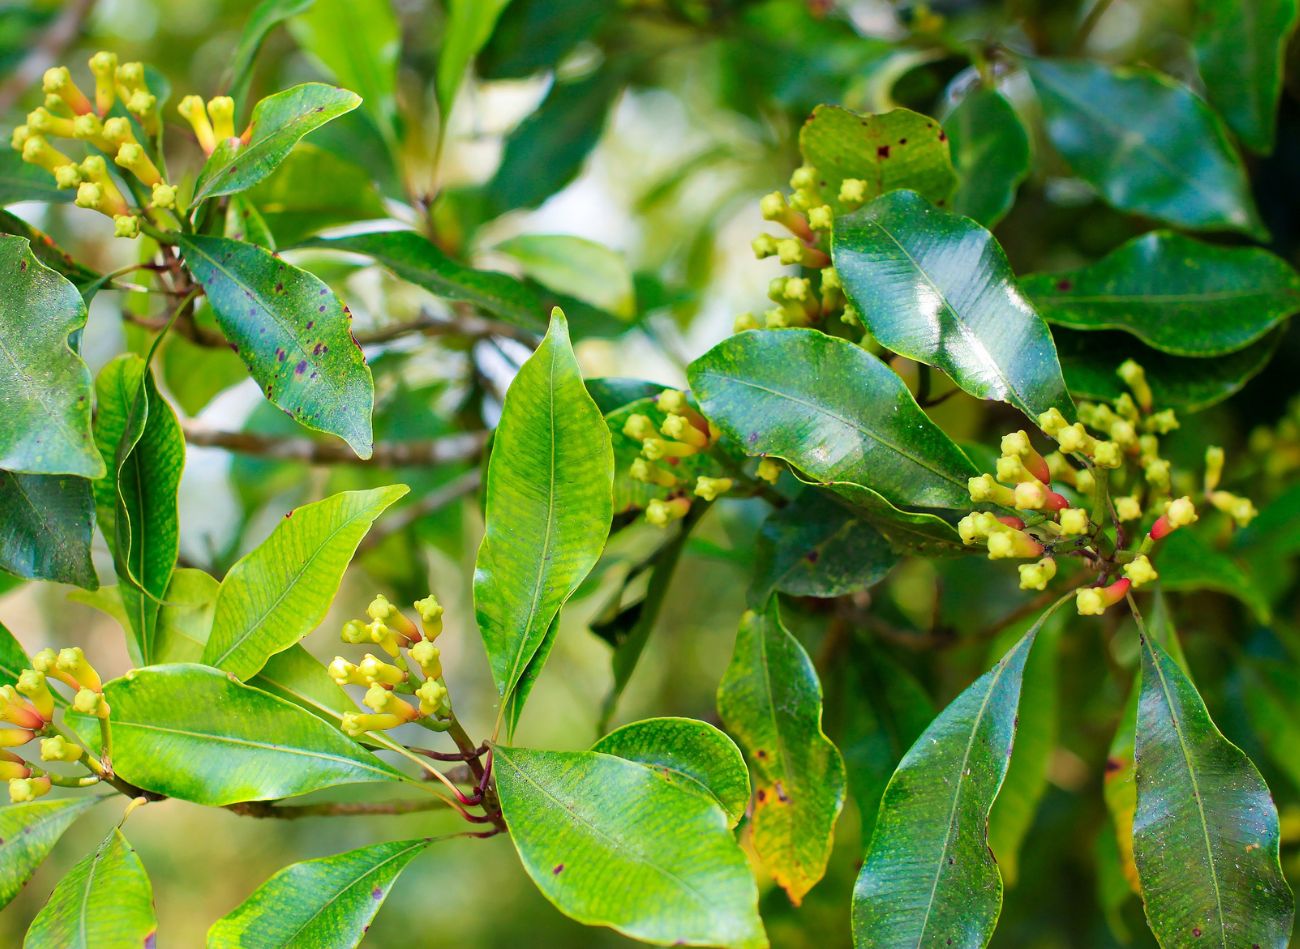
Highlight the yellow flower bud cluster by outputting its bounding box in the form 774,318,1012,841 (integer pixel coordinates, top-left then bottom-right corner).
1248,394,1300,486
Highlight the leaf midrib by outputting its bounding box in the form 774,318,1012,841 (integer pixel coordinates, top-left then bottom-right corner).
276,841,425,945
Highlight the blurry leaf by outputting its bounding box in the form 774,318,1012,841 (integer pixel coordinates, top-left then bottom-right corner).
853,599,1064,946
478,0,608,78
160,325,249,416
1234,481,1300,560
835,191,1071,420
718,602,845,905
248,145,385,244
0,213,100,293
252,644,358,724
0,471,96,589
586,378,666,415
436,0,512,122
154,568,219,663
1192,0,1300,153
592,716,751,827
798,105,957,213
1133,629,1294,945
688,329,978,510
106,663,404,805
178,234,375,458
0,236,101,478
0,798,99,910
1025,59,1264,238
225,197,276,250
207,838,428,948
0,150,70,206
194,83,361,203
202,485,407,679
1022,232,1300,356
24,829,156,949
1094,826,1133,943
223,0,316,106
496,234,634,319
474,311,612,729
1239,647,1300,794
0,620,28,686
945,86,1030,227
494,746,767,949
291,0,399,144
1156,529,1270,621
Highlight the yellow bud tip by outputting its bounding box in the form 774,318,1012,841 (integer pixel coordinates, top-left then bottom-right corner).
127,90,155,116
694,477,733,501
341,619,368,644
790,165,817,190
784,276,811,301
776,238,804,265
1037,407,1069,437
115,62,145,89
102,117,134,146
646,497,690,527
759,191,787,220
751,234,778,258
1013,481,1048,510
733,312,760,333
807,205,833,231
838,178,867,204
327,657,358,686
151,182,176,209
54,164,81,189
1115,496,1142,522
1056,423,1093,455
1166,496,1198,528
1123,555,1158,588
207,96,236,139
113,215,141,239
414,594,443,627
89,51,117,76
1092,441,1122,469
1018,557,1057,591
10,776,51,803
1075,588,1107,616
42,67,71,94
1058,508,1090,536
622,413,656,442
10,125,30,151
755,457,782,484
995,454,1034,485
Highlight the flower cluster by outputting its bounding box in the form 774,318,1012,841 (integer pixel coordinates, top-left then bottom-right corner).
1249,392,1300,489
330,594,454,738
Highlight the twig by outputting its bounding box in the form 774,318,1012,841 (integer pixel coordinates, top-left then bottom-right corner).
354,309,540,347
182,423,489,467
226,797,456,819
1073,0,1118,52
356,468,482,553
0,0,95,116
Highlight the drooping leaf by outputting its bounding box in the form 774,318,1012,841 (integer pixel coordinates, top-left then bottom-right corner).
494,745,767,949
852,599,1065,947
23,829,156,949
207,838,429,949
0,798,98,909
592,717,751,828
495,234,634,319
1025,59,1264,238
193,83,361,203
436,0,512,123
0,150,70,206
688,329,977,510
0,471,96,588
473,310,612,726
718,602,845,905
106,663,404,805
223,0,316,106
1132,627,1294,946
178,233,375,458
798,104,957,213
247,145,385,244
1021,231,1300,356
834,190,1072,420
202,485,407,679
945,85,1030,227
0,236,101,478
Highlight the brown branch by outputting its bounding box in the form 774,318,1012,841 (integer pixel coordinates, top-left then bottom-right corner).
356,468,482,553
0,0,95,116
182,422,489,467
354,309,540,347
226,797,454,819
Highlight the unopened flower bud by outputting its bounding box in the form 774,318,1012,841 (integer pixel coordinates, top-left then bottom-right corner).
1204,446,1225,492
733,312,760,333
341,619,369,645
53,164,81,189
807,205,833,231
1209,491,1258,528
327,657,365,687
27,107,76,138
1108,419,1138,448
21,135,72,174
790,166,818,191
1018,557,1057,591
1115,496,1142,522
694,476,733,501
151,182,177,209
630,458,679,488
1037,407,1070,437
365,619,401,658
10,124,30,151
414,595,444,639
409,640,442,679
42,67,92,114
1056,423,1095,455
72,688,108,718
358,653,406,687
1146,409,1179,435
364,683,417,721
1118,360,1153,412
646,497,691,527
760,191,787,220
623,414,656,442
55,648,99,692
755,458,781,483
838,178,866,205
969,473,1015,506
0,752,30,781
115,61,145,95
1013,481,1051,510
986,529,1044,560
661,413,709,448
16,671,53,721
416,678,451,718
1074,467,1096,496
0,727,34,747
113,215,141,239
1058,508,1090,537
115,142,161,185
1149,496,1197,540
1076,578,1131,616
101,116,135,147
39,735,82,763
0,686,43,731
1092,441,1123,469
1123,555,1158,588
958,512,994,545
89,51,118,115
751,234,779,259
9,776,52,803
995,454,1039,486
207,96,235,140
1144,458,1171,489
642,437,698,460
178,95,216,153
341,712,402,737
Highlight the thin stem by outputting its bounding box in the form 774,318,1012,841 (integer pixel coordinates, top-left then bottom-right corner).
1073,0,1118,52
181,424,489,467
356,469,482,554
226,797,458,819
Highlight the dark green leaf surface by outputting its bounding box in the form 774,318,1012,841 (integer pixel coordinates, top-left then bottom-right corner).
1133,630,1293,946
592,717,751,828
0,213,100,292
0,236,101,477
1155,529,1270,621
178,234,375,457
202,485,407,679
834,190,1071,420
0,150,69,206
688,329,977,510
1025,59,1264,237
494,746,767,949
23,829,156,949
106,663,404,805
1022,232,1300,356
829,482,969,557
223,0,315,106
0,471,96,588
945,86,1030,227
718,603,845,904
207,838,428,949
0,798,98,909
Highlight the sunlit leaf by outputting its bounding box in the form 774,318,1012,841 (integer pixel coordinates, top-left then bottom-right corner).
0,798,98,910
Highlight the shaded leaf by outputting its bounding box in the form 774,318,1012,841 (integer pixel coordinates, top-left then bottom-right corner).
829,482,969,557
945,85,1030,227
1156,528,1270,622
0,150,69,206
0,798,98,910
0,471,96,588
436,0,512,122
496,234,634,319
223,0,316,106
248,145,385,244
0,212,100,293
251,644,358,725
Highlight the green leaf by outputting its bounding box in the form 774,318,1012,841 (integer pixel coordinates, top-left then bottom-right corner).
591,717,751,828
494,745,767,949
1156,529,1270,622
829,482,969,557
945,85,1030,228
0,619,28,687
106,663,404,805
177,233,375,458
1025,59,1264,238
718,602,845,904
247,145,385,244
436,0,512,123
1133,628,1294,945
193,83,361,203
23,829,156,949
0,798,98,910
1192,0,1300,153
202,485,407,679
496,234,634,319
478,0,608,79
0,150,70,206
0,471,96,588
207,838,428,948
223,0,316,107
1239,648,1300,795
688,329,978,510
0,212,101,294
834,190,1072,420
852,599,1065,947
798,105,957,213
0,236,101,478
473,310,612,724
154,568,220,663
251,644,358,724
1022,232,1300,356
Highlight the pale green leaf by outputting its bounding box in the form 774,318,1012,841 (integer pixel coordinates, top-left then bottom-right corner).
496,234,634,319
436,0,512,123
0,798,99,910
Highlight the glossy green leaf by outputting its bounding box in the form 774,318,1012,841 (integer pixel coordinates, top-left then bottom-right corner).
834,190,1071,420
106,663,404,805
251,644,358,724
194,83,360,203
798,105,957,213
1022,232,1300,356
0,798,98,909
436,0,512,122
1025,59,1264,238
203,485,406,679
0,236,101,478
718,602,845,904
247,145,385,245
688,329,977,510
290,0,398,144
473,310,612,725
1192,0,1300,152
0,212,100,293
178,234,375,457
24,829,156,949
0,471,96,588
494,745,767,949
592,717,750,828
154,568,220,663
853,599,1064,947
496,234,634,319
223,0,315,106
829,482,969,557
0,150,70,206
207,838,428,948
1133,627,1293,946
945,86,1030,227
